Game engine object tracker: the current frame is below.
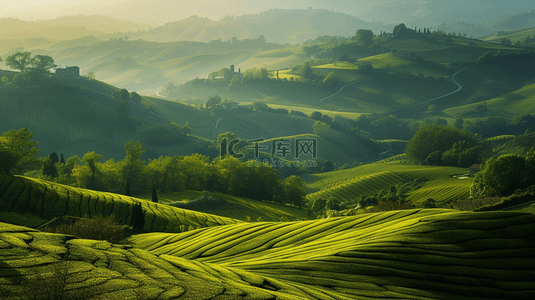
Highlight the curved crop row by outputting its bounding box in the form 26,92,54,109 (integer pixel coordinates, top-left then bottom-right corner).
129,209,535,299
0,175,239,232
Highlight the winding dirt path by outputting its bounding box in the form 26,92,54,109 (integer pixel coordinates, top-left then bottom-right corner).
387,65,474,114
317,64,474,113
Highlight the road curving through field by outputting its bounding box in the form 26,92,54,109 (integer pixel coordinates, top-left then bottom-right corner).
387,64,474,113
319,76,385,102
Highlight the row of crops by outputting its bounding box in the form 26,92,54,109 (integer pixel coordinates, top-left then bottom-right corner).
0,175,239,233
305,164,472,205
129,209,535,299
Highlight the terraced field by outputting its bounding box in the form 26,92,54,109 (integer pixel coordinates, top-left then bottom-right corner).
305,164,471,205
0,175,239,232
137,190,309,222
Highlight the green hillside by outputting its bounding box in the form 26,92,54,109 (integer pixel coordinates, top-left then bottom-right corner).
377,34,520,63
2,209,534,299
0,174,239,232
128,209,535,299
137,190,309,222
305,164,471,205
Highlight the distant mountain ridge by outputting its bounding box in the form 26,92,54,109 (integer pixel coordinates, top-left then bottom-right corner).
130,9,386,44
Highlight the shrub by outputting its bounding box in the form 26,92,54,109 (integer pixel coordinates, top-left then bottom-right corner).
43,215,126,243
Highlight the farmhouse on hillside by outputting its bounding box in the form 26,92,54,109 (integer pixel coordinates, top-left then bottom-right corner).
56,65,80,78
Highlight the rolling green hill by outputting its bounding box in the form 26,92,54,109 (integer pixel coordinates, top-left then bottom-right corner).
0,174,239,232
2,209,534,299
305,163,471,206
137,190,309,222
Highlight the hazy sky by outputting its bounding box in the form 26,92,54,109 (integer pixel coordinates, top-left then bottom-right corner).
1,0,531,25
0,0,363,24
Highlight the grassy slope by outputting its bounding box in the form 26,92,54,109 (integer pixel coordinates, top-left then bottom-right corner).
128,209,535,300
3,209,534,299
0,76,322,159
378,34,519,63
0,174,239,232
137,190,309,222
482,27,535,44
304,163,472,206
443,79,535,118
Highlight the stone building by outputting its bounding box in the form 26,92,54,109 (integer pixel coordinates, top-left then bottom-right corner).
56,66,80,78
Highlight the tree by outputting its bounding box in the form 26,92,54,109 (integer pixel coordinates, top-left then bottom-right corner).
121,140,146,192
218,67,233,81
358,63,374,74
130,202,145,231
321,160,334,172
299,61,313,79
471,154,529,198
258,34,266,44
87,71,96,80
251,101,270,111
355,29,374,47
113,88,131,122
323,71,340,88
393,23,408,37
125,178,131,196
152,184,158,203
313,121,330,136
43,152,59,177
453,118,464,129
311,197,328,214
0,128,41,175
5,52,31,72
206,95,222,109
130,91,142,104
29,55,57,73
73,151,104,190
310,111,322,120
406,124,480,165
500,38,512,46
283,175,306,207
325,196,342,211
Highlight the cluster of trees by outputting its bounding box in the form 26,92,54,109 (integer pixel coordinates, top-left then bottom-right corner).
471,147,535,198
0,128,42,176
3,52,57,86
0,127,307,207
36,139,307,207
463,113,535,138
499,34,535,47
406,124,483,167
352,114,420,141
135,122,191,145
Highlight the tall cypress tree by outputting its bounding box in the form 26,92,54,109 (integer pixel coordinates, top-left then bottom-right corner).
130,203,145,231
60,153,65,164
152,184,158,203
43,152,59,177
125,178,131,196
